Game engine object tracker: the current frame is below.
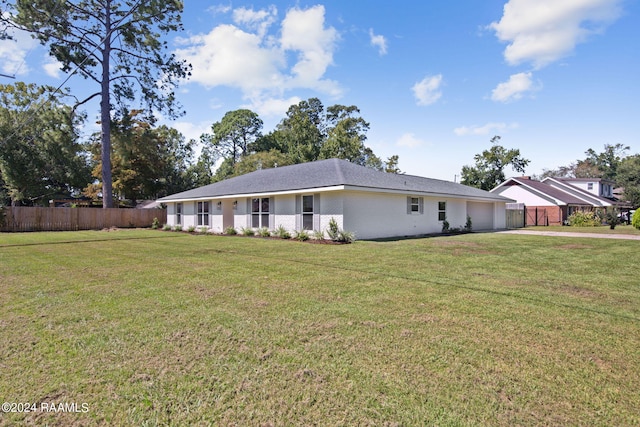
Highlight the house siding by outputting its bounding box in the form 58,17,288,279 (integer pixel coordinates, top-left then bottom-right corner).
341,191,476,239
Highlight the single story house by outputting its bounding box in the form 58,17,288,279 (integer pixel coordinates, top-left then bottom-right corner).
491,176,614,226
157,158,513,239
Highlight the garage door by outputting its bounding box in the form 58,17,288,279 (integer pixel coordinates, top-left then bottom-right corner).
467,202,494,230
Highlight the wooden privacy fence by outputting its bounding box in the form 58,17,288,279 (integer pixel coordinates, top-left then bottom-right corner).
505,203,525,229
0,207,166,232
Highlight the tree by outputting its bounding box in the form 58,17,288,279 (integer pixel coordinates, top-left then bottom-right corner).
460,136,530,190
540,144,630,181
617,154,640,207
319,105,370,163
232,150,293,176
273,98,326,163
1,1,190,207
85,110,194,203
584,143,629,180
384,155,401,174
0,82,90,205
204,109,263,165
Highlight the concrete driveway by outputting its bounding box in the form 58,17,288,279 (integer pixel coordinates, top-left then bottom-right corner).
499,229,640,240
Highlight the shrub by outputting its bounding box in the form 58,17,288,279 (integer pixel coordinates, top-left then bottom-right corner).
336,230,355,243
568,211,600,227
224,226,237,235
441,218,450,233
258,227,271,237
198,226,209,233
326,217,355,243
173,225,183,232
632,210,640,230
605,210,619,230
327,218,340,241
162,224,172,231
151,217,160,229
312,230,325,240
274,225,291,239
241,227,255,236
294,229,310,241
187,225,196,233
465,216,472,232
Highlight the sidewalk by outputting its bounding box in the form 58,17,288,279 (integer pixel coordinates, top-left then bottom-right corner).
498,229,640,240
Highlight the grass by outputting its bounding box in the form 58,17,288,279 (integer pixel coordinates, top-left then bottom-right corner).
525,224,640,235
1,229,639,426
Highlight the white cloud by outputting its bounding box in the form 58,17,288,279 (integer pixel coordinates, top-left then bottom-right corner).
245,96,302,118
172,120,212,143
454,122,519,136
369,28,388,55
281,5,340,92
175,5,341,108
396,133,424,148
233,5,277,39
412,74,443,106
491,72,541,102
0,28,37,76
489,0,623,68
43,56,62,78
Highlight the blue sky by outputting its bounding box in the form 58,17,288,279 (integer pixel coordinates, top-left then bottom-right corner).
1,0,638,181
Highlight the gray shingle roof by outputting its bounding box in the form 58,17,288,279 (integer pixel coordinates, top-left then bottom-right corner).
497,178,592,205
158,158,511,202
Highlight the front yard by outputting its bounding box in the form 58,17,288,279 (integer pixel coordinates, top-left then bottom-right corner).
1,230,638,426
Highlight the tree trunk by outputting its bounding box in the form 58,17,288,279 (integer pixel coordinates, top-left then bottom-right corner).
101,0,113,208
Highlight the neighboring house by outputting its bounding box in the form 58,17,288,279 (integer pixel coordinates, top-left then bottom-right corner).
491,177,614,226
157,158,513,239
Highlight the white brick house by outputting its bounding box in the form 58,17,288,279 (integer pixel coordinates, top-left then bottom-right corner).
157,159,512,239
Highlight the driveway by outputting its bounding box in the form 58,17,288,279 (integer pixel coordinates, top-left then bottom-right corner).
499,229,640,240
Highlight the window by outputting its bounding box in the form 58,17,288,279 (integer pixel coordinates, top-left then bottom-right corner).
176,203,182,225
410,197,420,213
302,195,314,230
197,201,209,226
587,182,594,190
407,197,423,214
438,201,446,221
252,197,270,228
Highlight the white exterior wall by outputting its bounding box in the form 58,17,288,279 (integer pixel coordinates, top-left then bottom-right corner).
272,194,297,231
341,191,466,239
467,201,497,230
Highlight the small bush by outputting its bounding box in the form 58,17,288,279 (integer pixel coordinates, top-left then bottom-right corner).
198,226,209,233
605,210,619,230
441,219,450,233
312,230,325,240
224,226,237,235
173,225,183,232
568,211,600,227
294,229,310,241
241,227,255,236
162,224,172,231
632,210,640,230
187,225,196,233
274,225,291,239
327,218,340,241
258,227,271,237
326,217,355,243
465,216,472,232
151,217,160,229
336,230,355,243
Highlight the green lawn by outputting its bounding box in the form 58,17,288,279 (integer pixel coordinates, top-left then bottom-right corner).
1,230,639,426
525,224,640,235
